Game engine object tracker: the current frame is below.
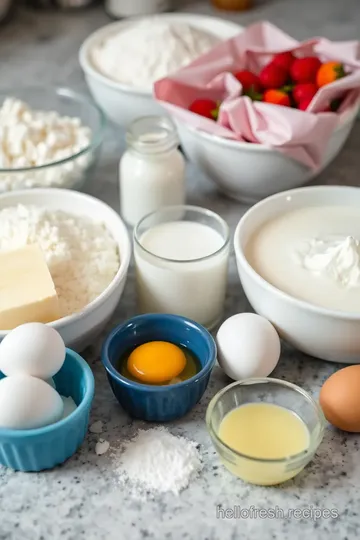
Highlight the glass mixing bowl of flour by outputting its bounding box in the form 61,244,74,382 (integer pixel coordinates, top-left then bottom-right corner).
0,87,105,193
234,186,360,364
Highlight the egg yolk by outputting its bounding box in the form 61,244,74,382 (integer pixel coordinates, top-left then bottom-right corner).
127,341,186,384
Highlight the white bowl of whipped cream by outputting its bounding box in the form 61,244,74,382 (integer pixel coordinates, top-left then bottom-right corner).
234,185,360,364
79,13,242,126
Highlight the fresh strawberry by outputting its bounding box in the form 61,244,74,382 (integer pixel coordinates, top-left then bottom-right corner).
316,62,346,88
189,99,219,120
234,70,262,93
259,63,288,89
272,51,295,73
263,89,291,107
290,57,322,83
293,83,318,105
298,97,314,111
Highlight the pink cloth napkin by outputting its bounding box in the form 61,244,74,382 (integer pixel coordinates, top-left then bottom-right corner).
154,22,360,169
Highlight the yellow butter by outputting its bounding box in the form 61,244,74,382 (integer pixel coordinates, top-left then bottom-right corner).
0,244,60,330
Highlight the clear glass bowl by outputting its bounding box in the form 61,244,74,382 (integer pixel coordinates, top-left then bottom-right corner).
206,378,325,486
0,87,106,192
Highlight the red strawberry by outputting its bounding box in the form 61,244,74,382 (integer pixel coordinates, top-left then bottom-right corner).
293,83,317,105
234,70,262,93
259,63,288,89
298,97,314,111
290,57,322,84
263,89,291,107
189,99,219,120
272,51,295,73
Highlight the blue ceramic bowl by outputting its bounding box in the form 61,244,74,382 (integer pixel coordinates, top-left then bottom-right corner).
0,349,95,472
101,314,216,422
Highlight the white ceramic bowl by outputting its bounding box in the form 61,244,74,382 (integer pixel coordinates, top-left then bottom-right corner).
176,104,359,203
234,185,360,364
79,13,242,127
0,189,131,351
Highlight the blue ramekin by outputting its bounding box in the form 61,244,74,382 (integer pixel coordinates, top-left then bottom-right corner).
101,314,217,422
0,348,95,472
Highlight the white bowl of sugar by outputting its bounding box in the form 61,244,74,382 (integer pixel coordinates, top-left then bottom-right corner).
0,189,131,351
79,13,242,126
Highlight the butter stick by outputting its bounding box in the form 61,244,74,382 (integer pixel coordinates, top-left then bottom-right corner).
0,244,60,330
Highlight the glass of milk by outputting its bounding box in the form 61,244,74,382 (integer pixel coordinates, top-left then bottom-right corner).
134,205,230,329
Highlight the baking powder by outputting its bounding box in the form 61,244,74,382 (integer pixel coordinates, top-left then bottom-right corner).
112,427,202,498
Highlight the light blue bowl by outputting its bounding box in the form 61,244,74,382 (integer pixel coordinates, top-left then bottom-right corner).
0,349,95,472
101,314,217,422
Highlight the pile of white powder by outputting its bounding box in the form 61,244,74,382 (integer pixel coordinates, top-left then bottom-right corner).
112,427,202,498
0,204,119,317
92,19,220,89
0,98,93,191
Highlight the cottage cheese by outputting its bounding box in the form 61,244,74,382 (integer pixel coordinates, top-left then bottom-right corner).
91,19,220,89
0,205,119,318
0,98,93,191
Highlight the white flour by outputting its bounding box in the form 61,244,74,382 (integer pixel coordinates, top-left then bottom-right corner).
92,19,219,89
0,204,119,318
112,427,202,498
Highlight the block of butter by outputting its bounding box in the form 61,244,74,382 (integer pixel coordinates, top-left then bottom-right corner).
0,244,60,330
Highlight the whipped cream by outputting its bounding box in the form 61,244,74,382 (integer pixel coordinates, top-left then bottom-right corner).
298,235,360,288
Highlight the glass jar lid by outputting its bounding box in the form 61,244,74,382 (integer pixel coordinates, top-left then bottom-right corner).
126,116,179,155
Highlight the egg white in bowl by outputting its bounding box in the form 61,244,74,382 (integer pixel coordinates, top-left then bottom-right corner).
0,189,131,351
234,185,360,364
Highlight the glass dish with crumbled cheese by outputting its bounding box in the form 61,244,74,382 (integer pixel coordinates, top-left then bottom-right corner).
0,87,105,192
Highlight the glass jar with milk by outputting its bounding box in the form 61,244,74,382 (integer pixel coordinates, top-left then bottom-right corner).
134,206,230,329
120,116,185,227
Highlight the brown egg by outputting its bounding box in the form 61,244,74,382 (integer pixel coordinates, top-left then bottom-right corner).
320,365,360,432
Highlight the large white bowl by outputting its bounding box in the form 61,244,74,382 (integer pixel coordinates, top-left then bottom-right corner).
0,189,131,351
79,13,242,127
176,103,359,203
234,185,360,364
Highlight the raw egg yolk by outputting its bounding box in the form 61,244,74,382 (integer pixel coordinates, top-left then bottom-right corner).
127,341,186,384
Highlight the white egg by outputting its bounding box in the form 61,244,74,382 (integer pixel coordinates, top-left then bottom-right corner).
216,313,281,380
0,375,64,430
0,322,66,379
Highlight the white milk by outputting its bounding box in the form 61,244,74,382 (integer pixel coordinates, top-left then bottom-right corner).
134,221,229,328
119,117,185,227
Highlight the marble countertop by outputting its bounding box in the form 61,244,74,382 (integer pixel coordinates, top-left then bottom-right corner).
1,2,360,539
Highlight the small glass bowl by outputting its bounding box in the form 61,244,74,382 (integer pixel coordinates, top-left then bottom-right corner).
0,87,106,192
206,378,325,486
